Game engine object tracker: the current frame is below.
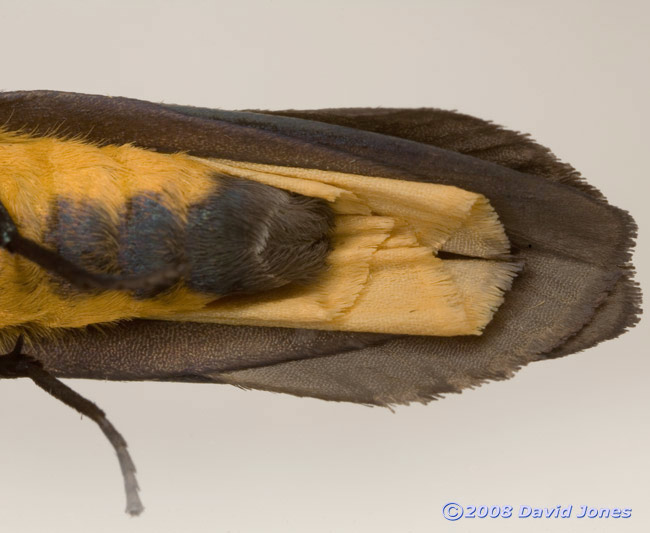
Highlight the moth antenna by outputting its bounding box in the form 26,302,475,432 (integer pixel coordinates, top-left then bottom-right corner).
0,335,144,516
0,202,184,292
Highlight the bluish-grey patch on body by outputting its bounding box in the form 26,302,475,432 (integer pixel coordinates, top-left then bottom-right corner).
46,175,333,297
47,198,119,285
117,194,184,297
119,195,182,275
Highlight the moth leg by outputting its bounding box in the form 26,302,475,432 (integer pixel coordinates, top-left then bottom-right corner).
0,201,184,292
0,335,144,516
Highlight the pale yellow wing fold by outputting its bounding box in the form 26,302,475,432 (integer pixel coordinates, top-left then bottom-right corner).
166,159,520,336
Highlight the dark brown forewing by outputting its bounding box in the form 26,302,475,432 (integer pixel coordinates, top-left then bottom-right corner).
0,91,639,404
255,107,603,196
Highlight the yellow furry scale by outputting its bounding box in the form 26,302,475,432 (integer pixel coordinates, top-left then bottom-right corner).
0,129,520,343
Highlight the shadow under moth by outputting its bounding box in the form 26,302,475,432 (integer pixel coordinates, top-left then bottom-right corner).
0,90,641,514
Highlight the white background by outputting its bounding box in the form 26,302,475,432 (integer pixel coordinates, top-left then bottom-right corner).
1,1,648,532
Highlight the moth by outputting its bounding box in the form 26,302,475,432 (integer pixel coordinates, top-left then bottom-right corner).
0,91,640,515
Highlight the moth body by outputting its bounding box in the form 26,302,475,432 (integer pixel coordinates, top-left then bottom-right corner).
0,91,639,402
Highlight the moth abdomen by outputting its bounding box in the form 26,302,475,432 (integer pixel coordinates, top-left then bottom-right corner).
47,175,334,297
